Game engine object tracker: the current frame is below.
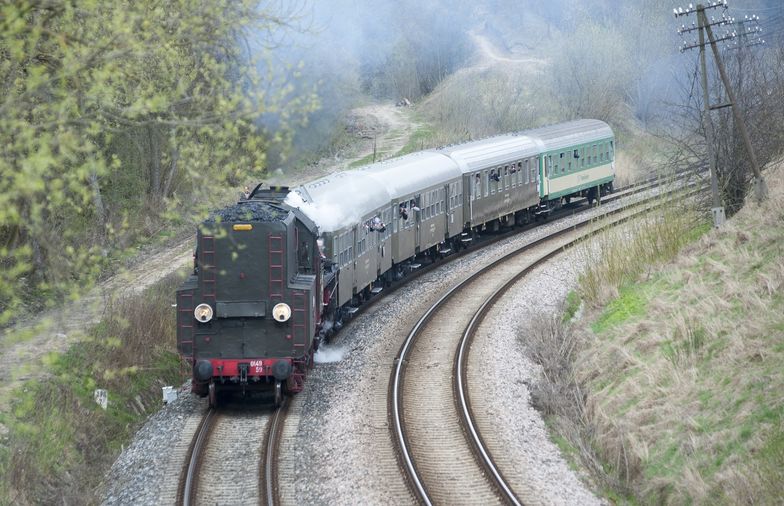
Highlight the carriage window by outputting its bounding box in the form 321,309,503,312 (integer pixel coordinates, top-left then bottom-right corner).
485,172,489,197
534,158,539,183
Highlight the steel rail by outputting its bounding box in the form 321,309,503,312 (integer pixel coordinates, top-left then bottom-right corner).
178,408,216,506
262,400,288,506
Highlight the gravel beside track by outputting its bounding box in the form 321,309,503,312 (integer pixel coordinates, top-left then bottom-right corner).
102,389,206,505
468,246,601,505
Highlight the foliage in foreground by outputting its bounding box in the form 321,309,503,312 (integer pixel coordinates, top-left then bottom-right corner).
0,1,316,323
0,272,188,505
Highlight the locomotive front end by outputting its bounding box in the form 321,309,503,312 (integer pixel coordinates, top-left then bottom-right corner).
176,189,320,406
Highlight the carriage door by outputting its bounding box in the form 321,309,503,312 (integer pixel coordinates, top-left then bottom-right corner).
414,194,422,253
444,183,451,237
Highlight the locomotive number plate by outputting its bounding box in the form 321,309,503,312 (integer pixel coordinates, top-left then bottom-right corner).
250,360,265,374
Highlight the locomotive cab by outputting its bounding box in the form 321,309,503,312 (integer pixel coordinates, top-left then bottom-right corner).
176,190,320,406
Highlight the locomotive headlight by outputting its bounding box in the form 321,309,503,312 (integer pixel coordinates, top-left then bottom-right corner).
272,303,291,322
194,303,214,323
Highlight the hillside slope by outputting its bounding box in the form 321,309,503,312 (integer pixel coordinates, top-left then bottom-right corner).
571,163,784,503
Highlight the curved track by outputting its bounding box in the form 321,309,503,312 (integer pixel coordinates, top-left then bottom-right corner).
390,182,704,505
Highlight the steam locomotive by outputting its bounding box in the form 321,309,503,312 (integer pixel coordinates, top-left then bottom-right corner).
176,119,615,406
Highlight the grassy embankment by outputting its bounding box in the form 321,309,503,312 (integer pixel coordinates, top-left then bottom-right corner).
530,162,784,504
0,272,189,505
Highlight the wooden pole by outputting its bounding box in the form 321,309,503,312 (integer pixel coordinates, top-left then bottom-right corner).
700,6,768,201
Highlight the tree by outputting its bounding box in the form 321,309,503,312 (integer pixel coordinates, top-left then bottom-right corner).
0,0,314,323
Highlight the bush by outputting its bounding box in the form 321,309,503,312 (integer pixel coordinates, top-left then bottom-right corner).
0,271,189,504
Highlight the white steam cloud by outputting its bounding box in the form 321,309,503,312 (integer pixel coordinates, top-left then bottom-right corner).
314,343,347,364
284,177,388,233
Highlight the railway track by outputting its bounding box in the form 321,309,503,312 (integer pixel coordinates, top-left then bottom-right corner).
389,183,704,505
177,402,286,506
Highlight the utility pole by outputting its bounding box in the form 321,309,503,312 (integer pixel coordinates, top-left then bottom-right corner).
675,1,768,228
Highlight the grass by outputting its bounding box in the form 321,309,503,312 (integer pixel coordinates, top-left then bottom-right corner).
576,194,705,307
0,271,189,505
549,160,784,504
348,151,378,168
394,124,438,156
562,290,581,323
591,283,652,334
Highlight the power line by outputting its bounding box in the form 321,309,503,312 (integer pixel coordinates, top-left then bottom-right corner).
673,1,768,225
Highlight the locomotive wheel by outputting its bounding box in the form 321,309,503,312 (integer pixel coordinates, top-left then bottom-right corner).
274,381,283,407
208,382,217,408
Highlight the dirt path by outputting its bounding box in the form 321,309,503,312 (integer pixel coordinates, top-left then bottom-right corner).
0,102,417,425
469,30,547,67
